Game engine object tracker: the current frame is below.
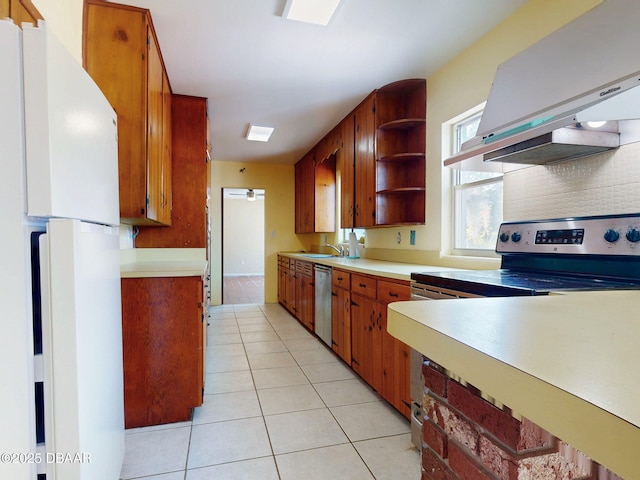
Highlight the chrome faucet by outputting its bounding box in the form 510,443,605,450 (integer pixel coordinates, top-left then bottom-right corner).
324,243,344,257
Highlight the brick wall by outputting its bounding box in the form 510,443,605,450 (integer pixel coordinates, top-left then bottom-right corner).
420,358,623,480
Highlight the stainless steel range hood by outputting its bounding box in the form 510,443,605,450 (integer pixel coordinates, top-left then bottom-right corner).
445,0,640,170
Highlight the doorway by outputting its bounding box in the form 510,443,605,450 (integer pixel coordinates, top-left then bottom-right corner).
221,188,265,304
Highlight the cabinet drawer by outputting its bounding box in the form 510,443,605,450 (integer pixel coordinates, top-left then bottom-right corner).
351,274,376,299
332,269,351,290
296,260,313,276
377,280,410,304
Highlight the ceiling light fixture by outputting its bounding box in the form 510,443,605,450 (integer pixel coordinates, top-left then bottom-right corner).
246,189,256,201
246,124,275,142
282,0,342,26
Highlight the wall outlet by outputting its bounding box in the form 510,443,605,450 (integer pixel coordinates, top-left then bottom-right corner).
410,230,416,245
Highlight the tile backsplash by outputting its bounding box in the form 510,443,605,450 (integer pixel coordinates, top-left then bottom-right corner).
504,141,640,220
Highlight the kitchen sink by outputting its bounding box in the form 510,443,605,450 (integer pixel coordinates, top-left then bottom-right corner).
300,253,334,258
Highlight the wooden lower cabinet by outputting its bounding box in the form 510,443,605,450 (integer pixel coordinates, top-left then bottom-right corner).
277,259,411,419
351,274,411,420
277,256,296,315
278,257,314,330
121,276,204,428
350,292,377,389
331,269,351,365
377,279,411,419
277,255,287,306
295,261,314,331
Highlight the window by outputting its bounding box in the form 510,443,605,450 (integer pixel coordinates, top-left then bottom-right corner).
341,228,365,244
451,112,503,253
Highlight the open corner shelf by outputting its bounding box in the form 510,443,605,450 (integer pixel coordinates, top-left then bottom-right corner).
374,79,426,226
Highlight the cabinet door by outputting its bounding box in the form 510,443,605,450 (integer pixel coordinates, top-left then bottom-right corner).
351,293,376,386
286,267,296,315
145,28,164,223
314,155,336,233
340,116,356,228
135,96,209,247
393,337,411,419
377,280,411,419
295,271,314,330
295,151,315,233
159,70,172,225
331,286,351,365
277,257,285,306
84,2,148,222
377,305,398,410
354,93,376,227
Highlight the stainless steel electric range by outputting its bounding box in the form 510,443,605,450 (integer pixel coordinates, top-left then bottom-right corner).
408,213,640,447
412,213,640,298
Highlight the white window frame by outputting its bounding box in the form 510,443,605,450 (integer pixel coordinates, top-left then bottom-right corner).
452,172,503,256
442,103,503,258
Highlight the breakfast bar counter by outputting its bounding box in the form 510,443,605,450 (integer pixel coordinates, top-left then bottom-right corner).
387,290,640,479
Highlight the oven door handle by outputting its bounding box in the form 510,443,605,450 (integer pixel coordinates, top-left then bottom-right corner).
410,283,480,300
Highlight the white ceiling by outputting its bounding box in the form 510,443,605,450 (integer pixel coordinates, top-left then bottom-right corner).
112,0,528,165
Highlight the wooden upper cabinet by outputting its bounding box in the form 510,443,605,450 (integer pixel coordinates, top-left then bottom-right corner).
295,150,314,234
1,0,41,25
295,78,423,232
84,0,172,225
315,148,337,233
136,95,209,248
295,145,337,234
354,93,377,228
316,125,342,164
340,115,355,229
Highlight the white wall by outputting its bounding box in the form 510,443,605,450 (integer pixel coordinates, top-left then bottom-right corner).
223,197,265,275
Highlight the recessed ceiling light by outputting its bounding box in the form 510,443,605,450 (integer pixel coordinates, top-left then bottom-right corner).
282,0,342,26
246,124,274,142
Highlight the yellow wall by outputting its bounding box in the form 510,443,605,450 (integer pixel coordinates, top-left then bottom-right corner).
425,0,601,259
366,0,601,268
33,0,605,297
32,0,83,63
210,161,305,304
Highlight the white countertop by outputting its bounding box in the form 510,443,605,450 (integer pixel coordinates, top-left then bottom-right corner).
120,248,207,278
387,291,640,480
120,260,208,278
280,252,458,280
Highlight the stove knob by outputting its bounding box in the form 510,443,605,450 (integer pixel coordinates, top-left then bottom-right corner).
626,228,640,243
499,232,509,243
603,229,620,243
511,232,522,243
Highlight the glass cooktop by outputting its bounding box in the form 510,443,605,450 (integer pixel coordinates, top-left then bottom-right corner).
410,269,640,297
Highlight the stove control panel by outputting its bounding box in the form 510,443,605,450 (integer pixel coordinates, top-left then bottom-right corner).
496,214,640,255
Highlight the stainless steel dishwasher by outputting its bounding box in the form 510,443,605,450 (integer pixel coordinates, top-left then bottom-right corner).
314,264,332,346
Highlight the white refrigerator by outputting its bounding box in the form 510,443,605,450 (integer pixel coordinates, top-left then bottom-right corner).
0,19,124,480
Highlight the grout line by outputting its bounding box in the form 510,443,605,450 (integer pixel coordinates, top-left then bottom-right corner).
192,302,419,479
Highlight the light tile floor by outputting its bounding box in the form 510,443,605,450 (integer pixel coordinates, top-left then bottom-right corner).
120,303,421,480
